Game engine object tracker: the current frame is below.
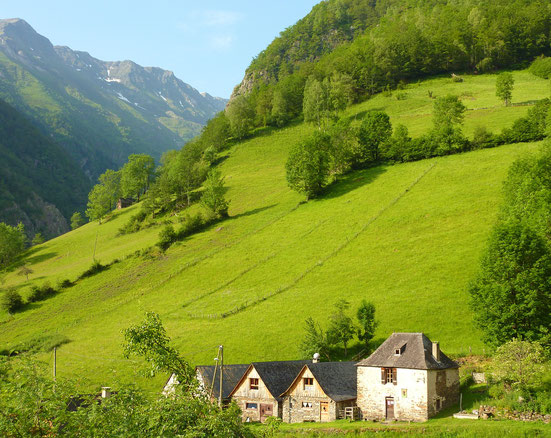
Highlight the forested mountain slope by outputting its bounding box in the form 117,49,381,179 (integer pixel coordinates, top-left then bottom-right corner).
0,69,547,390
0,18,227,181
0,98,89,237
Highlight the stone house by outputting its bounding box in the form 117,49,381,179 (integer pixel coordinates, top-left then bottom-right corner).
162,363,249,404
228,360,309,422
116,198,134,209
356,333,459,422
281,361,357,423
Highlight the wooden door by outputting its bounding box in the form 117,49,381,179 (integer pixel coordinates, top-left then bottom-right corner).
385,397,395,420
260,403,273,422
320,401,330,422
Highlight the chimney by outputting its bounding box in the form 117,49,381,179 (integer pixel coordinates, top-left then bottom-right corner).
101,387,111,399
312,353,320,363
432,342,440,361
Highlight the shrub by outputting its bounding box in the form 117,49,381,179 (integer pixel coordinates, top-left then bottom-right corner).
1,289,24,314
472,126,500,149
12,334,70,354
529,56,551,79
157,224,176,251
57,279,74,289
27,282,58,303
177,213,206,240
79,261,108,279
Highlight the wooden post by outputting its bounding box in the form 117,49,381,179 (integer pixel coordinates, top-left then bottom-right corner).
219,345,224,408
460,393,463,412
53,347,57,381
93,230,99,261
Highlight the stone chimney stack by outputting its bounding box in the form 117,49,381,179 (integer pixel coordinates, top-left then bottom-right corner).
312,353,320,363
101,387,111,399
432,342,440,361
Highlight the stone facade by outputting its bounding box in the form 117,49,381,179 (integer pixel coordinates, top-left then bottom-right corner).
281,368,354,423
357,367,459,422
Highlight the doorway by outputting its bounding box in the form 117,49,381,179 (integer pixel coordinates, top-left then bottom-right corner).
385,397,395,420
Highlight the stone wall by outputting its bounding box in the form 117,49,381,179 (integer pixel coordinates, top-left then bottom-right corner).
357,367,429,422
282,397,355,423
427,368,460,417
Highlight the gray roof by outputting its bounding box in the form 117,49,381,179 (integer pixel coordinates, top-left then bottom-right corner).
282,362,357,402
356,333,458,370
250,360,311,401
196,364,249,400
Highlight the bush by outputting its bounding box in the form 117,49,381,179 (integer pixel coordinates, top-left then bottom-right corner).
27,282,58,303
157,224,176,251
12,334,70,354
177,213,206,240
472,126,501,149
79,261,108,279
118,209,149,235
529,56,551,79
57,279,74,289
1,289,24,314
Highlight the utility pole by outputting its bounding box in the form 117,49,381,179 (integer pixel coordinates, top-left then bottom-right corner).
53,347,57,381
218,345,223,408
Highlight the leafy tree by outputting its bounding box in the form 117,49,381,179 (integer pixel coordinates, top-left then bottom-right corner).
271,75,306,127
327,118,358,175
327,299,356,356
469,220,551,347
123,312,195,389
356,300,378,350
226,95,255,139
200,169,229,219
382,124,411,162
85,169,121,223
299,317,330,361
200,111,231,151
433,95,466,130
496,72,515,106
17,265,33,281
303,77,329,128
285,132,331,199
0,222,26,268
357,111,392,164
490,339,547,390
31,233,44,246
120,154,155,201
1,288,24,314
165,143,208,208
329,73,355,117
70,212,85,230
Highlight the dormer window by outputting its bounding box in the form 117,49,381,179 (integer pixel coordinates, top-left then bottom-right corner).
249,378,259,390
395,349,401,356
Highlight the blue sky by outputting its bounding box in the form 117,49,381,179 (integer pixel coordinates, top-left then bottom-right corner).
1,1,320,98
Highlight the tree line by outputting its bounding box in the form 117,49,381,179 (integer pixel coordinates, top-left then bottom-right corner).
226,0,551,140
285,71,551,199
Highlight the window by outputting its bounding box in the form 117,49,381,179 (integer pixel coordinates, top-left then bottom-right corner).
245,403,258,410
436,399,441,410
381,368,397,385
302,401,313,408
249,378,259,390
303,377,314,390
395,349,401,356
401,389,407,398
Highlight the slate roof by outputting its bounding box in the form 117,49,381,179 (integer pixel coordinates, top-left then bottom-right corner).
230,360,311,401
356,333,458,370
196,364,249,401
281,362,357,402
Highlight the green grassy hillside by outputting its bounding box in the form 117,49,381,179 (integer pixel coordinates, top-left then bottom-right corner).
0,69,547,391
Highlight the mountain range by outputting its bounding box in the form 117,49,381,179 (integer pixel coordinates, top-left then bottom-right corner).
0,18,227,236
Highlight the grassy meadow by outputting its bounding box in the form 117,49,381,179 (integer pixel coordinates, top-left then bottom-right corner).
0,69,549,393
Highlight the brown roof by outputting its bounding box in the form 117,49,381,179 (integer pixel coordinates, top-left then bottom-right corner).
356,333,458,370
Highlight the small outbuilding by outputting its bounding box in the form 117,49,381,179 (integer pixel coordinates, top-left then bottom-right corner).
281,361,357,423
228,360,310,422
163,364,249,403
117,198,135,209
356,333,459,422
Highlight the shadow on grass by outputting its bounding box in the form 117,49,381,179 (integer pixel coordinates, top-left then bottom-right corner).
321,166,387,200
230,204,277,220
